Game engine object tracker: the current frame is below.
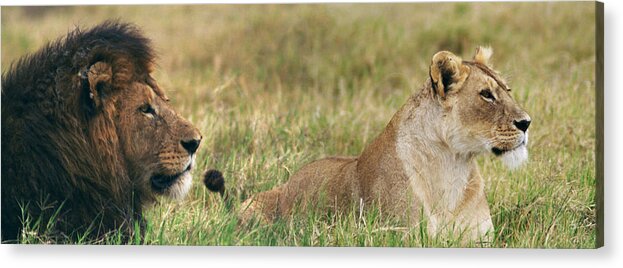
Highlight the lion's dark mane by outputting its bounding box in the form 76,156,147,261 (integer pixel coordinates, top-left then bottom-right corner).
1,21,156,243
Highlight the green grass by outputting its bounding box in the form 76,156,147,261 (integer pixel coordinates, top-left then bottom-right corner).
1,2,597,248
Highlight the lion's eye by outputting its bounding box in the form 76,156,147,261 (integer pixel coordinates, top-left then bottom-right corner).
139,103,156,116
479,89,495,102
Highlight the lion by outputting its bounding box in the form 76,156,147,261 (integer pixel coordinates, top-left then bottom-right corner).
1,21,207,243
234,47,531,241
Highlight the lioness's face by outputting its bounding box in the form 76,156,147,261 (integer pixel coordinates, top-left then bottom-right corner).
451,64,531,168
116,82,202,200
431,48,531,169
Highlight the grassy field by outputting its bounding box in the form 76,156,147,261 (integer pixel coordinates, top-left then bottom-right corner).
1,2,597,248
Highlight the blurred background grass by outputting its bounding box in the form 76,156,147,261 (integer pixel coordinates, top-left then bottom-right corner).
1,2,597,247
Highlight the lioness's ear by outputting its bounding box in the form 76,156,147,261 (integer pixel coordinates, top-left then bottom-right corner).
429,51,470,98
473,46,493,66
82,61,112,112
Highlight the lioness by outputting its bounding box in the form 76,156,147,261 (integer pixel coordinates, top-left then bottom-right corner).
238,47,531,240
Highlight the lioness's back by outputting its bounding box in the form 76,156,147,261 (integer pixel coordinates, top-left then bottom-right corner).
281,157,359,206
243,156,359,222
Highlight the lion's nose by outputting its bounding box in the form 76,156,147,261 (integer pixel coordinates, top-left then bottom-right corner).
181,136,201,154
513,119,531,132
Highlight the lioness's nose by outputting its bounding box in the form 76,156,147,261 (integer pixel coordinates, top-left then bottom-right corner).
181,136,202,154
514,119,531,132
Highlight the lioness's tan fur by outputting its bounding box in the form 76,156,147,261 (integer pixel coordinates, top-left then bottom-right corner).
241,47,531,241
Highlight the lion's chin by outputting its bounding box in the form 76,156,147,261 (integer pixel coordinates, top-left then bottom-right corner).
151,168,193,201
495,144,528,170
165,171,193,200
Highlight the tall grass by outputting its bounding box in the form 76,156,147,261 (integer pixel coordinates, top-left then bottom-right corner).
1,2,597,247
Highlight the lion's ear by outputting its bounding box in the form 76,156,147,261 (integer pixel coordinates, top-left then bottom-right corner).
146,76,169,102
82,61,112,112
473,46,493,66
429,51,470,98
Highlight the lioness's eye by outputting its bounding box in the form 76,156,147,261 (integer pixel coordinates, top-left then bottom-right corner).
479,89,495,102
139,103,156,116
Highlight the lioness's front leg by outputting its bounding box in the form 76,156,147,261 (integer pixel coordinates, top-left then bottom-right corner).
461,195,494,243
454,168,495,243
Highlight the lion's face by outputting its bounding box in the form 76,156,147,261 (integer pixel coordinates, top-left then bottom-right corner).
430,47,531,169
115,80,202,200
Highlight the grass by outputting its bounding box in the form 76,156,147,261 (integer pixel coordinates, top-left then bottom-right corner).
1,2,597,248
